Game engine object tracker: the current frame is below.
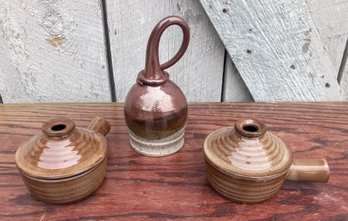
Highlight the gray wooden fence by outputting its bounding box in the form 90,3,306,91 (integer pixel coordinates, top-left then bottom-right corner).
0,0,347,103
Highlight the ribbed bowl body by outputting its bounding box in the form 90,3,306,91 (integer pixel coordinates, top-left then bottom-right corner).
205,159,287,203
20,158,106,204
15,117,109,203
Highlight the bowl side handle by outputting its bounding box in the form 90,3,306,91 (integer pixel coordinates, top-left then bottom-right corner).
286,159,329,183
88,117,111,136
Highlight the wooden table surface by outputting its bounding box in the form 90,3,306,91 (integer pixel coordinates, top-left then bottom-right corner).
0,103,347,221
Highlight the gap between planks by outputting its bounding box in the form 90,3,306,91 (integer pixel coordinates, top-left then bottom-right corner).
337,38,348,84
101,0,117,102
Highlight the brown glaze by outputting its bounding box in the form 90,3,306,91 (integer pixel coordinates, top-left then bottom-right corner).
21,158,107,204
206,160,288,203
88,116,111,136
15,116,110,203
124,16,190,156
125,102,187,140
287,159,329,182
203,118,329,203
139,16,190,84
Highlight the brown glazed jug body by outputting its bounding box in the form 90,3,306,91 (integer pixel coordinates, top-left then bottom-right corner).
124,16,190,157
203,119,329,203
15,116,111,204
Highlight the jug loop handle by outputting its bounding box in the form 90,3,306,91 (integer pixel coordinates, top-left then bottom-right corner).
158,17,190,70
140,16,190,85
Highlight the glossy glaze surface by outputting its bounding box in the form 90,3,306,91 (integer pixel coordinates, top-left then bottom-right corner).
287,159,329,182
206,159,287,203
204,119,293,178
124,16,190,156
15,116,110,203
203,118,329,203
125,79,187,140
139,16,190,84
16,118,108,179
21,158,107,204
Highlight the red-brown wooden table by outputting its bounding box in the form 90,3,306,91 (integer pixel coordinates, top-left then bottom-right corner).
0,103,347,220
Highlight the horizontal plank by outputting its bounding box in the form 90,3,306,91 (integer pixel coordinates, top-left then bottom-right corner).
0,102,347,220
0,0,111,103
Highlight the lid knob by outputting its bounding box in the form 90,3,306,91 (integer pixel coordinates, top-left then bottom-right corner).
234,118,266,138
42,117,75,138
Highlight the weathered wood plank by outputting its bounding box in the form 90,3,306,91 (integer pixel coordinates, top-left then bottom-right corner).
223,52,253,101
0,0,111,103
106,0,225,102
200,0,342,101
0,102,347,220
306,0,348,74
306,0,348,99
341,70,348,99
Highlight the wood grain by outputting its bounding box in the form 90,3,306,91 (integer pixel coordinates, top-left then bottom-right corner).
0,0,111,103
0,103,347,220
200,0,342,101
106,0,226,102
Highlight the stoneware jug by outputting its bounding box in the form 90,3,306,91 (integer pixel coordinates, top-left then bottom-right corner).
15,116,111,204
124,16,190,157
203,118,329,203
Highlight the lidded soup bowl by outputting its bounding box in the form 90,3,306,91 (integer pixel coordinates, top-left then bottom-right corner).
15,116,111,204
203,118,329,203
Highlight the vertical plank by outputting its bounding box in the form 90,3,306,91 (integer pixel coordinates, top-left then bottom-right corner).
106,0,225,102
223,52,253,102
200,0,342,101
0,0,111,103
306,0,348,74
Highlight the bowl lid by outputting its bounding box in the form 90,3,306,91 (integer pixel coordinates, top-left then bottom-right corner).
15,117,107,179
203,119,293,179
